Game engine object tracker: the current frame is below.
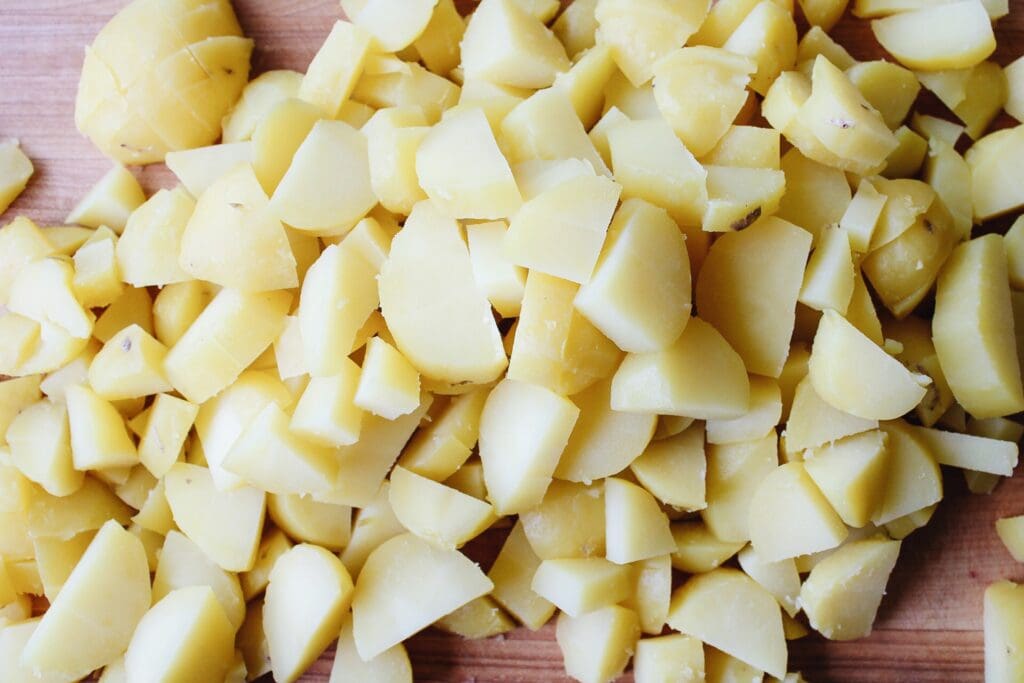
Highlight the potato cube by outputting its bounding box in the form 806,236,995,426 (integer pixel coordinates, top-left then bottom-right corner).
556,605,641,683
341,0,435,51
521,480,606,560
846,60,920,130
139,394,198,478
299,20,371,117
0,140,33,214
435,595,515,640
165,142,253,199
398,387,487,481
352,533,493,660
966,126,1024,221
479,378,580,514
737,545,801,617
265,544,354,683
605,477,676,564
66,163,145,233
290,360,364,448
839,179,886,253
531,558,632,617
152,531,245,630
553,0,599,58
268,494,350,552
996,517,1024,562
26,475,130,541
798,225,854,314
871,0,994,71
488,521,556,630
706,376,782,445
703,165,786,232
634,634,705,683
466,220,526,318
179,164,297,291
72,228,123,308
985,581,1024,682
152,282,209,349
460,0,570,89
66,384,138,470
352,61,459,123
88,324,172,400
330,615,413,683
912,426,1017,476
722,1,797,95
0,374,42,438
611,317,750,420
552,44,616,130
872,421,942,525
412,0,464,75
8,257,93,340
354,337,420,420
621,553,671,635
701,125,781,169
671,525,741,574
7,399,82,497
630,424,707,510
702,433,778,542
775,148,852,243
22,521,151,680
803,430,888,527
0,217,53,307
363,107,429,216
388,466,495,549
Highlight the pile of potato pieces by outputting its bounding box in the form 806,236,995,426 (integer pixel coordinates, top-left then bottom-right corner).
5,0,1024,680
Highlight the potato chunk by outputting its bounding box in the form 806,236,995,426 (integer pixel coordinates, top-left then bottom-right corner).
6,399,81,497
388,466,496,549
634,634,705,683
630,424,707,511
966,126,1024,221
804,430,889,528
532,558,633,617
871,0,995,71
605,477,676,564
0,141,34,214
556,605,641,683
702,433,778,542
153,531,245,630
872,421,942,525
330,616,413,683
985,581,1024,682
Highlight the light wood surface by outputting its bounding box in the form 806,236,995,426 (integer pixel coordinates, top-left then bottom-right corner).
2,1,1024,680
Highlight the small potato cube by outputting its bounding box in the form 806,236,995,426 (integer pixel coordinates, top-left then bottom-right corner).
737,545,801,617
466,220,526,318
775,148,852,243
330,616,413,683
354,337,420,420
985,581,1024,682
413,0,465,76
531,558,633,617
553,0,599,58
520,480,606,560
706,376,782,445
551,44,616,130
846,60,920,130
871,0,994,71
241,529,292,601
290,360,364,448
299,20,372,117
22,521,151,681
702,165,786,232
351,61,459,123
800,537,901,640
460,0,570,89
165,288,292,404
7,399,81,497
388,466,496,549
872,421,942,525
722,1,797,95
0,216,54,306
265,544,354,683
0,140,33,214
1006,217,1024,289
630,424,706,510
72,228,123,308
0,374,42,437
479,378,580,514
605,477,676,565
839,179,886,253
88,324,172,400
165,142,253,199
700,125,781,169
8,257,93,340
556,605,641,683
634,634,705,683
268,494,351,552
436,595,516,639
363,107,429,216
222,70,301,144
340,0,435,52
26,475,131,541
66,163,144,233
164,463,266,572
966,126,1024,221
611,317,750,420
488,521,556,630
152,530,245,630
66,384,138,470
622,553,671,635
575,199,691,353
398,387,487,481
804,430,888,527
139,394,198,478
798,225,854,314
153,282,209,347
912,426,1018,476
671,521,745,574
702,433,778,542
883,125,928,178
352,533,493,660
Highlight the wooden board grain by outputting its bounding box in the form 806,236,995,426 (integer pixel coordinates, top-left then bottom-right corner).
2,1,1024,680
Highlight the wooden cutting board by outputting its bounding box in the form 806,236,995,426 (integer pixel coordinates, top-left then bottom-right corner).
2,1,1024,680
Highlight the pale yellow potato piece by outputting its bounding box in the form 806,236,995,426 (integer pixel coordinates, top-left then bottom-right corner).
706,377,782,445
553,0,599,58
872,0,995,71
33,531,95,603
270,120,376,234
670,521,745,574
379,201,507,385
290,360,364,448
351,60,459,123
612,317,750,420
22,521,150,680
749,461,848,561
556,605,641,683
222,70,302,143
0,140,33,213
799,536,901,640
913,426,1017,476
668,568,787,679
995,516,1024,562
479,378,580,514
71,227,122,309
66,163,145,233
799,225,854,314
412,0,464,76
466,220,526,318
696,217,812,377
505,172,621,284
251,97,321,195
26,475,131,541
354,337,421,420
152,281,210,348
722,0,797,95
630,423,707,511
0,374,42,437
489,521,557,630
839,178,886,253
266,495,348,554
363,108,429,217
737,545,801,617
605,477,676,564
152,530,244,631
622,553,671,635
66,384,138,470
398,387,487,481
118,187,199,288
435,595,516,639
500,88,610,175
8,257,93,340
873,421,942,525
787,373,878,452
7,399,82,497
388,466,495,548
804,430,888,528
1,618,72,683
460,0,569,89
352,533,493,659
934,235,1024,417
966,126,1024,221
652,47,755,158
164,463,265,572
701,125,782,169
846,60,920,130
575,199,691,353
138,393,197,478
702,432,778,542
532,557,633,617
702,165,787,233
338,483,402,579
299,20,372,117
341,0,436,52
164,288,291,404
0,216,53,307
88,324,171,400
809,310,928,420
985,580,1024,682
520,480,606,560
775,148,852,243
634,634,705,683
551,44,616,130
265,544,354,683
165,142,253,199
330,615,413,683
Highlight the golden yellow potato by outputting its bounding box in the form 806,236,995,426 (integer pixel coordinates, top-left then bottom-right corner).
985,581,1024,682
702,433,778,542
531,557,632,617
776,148,852,243
0,141,33,214
500,88,609,175
634,634,705,683
872,421,942,525
803,430,888,527
435,595,516,640
722,0,797,95
8,256,93,340
520,480,606,560
737,545,801,617
701,124,781,169
152,530,245,630
630,424,707,511
398,387,486,481
388,466,495,548
871,0,995,71
289,360,364,448
488,521,557,630
670,521,745,574
6,399,81,497
605,477,675,564
330,615,413,683
556,605,641,683
298,20,371,117
912,426,1017,476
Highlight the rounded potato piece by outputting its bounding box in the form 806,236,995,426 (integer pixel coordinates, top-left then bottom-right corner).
809,310,928,420
871,0,995,71
330,615,413,683
340,0,437,52
152,530,246,630
268,494,352,551
388,466,496,549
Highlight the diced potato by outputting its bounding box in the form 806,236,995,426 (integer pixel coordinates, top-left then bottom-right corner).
749,462,848,561
532,557,632,617
152,530,245,630
137,393,196,478
164,463,266,572
554,0,599,57
354,337,420,420
966,126,1024,221
556,605,641,683
703,165,786,232
882,125,928,178
934,235,1024,417
0,140,33,213
264,544,354,683
985,581,1024,682
702,433,778,542
388,466,495,548
776,148,852,243
352,533,493,660
351,60,459,123
803,430,888,527
550,44,616,131
798,225,854,314
331,615,413,683
605,477,675,564
1,618,74,683
363,108,429,217
221,69,301,143
9,257,93,340
630,423,707,510
435,595,515,639
27,475,131,541
489,521,557,630
500,88,609,175
398,388,487,481
32,531,95,602
87,324,171,401
290,361,364,448
722,1,797,95
696,217,812,377
341,0,436,52
299,21,371,117
267,494,351,552
799,0,849,30
66,163,145,233
460,0,570,89
799,536,901,640
239,528,292,601
668,569,787,679
165,142,253,200
521,480,606,560
72,227,123,308
465,220,526,319
7,399,81,497
379,201,507,385
412,0,464,76
737,545,801,617
871,0,995,71
912,426,1018,476
701,125,782,169
707,377,781,445
872,421,942,525
846,60,920,130
66,384,138,469
839,178,886,253
621,553,671,635
22,521,151,680
996,516,1024,562
670,522,745,574
0,374,42,438
634,634,705,683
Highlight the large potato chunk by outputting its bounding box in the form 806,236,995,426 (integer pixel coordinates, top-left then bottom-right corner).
696,217,812,377
352,533,493,660
871,0,995,71
604,477,676,564
933,235,1024,418
668,568,787,679
75,0,251,163
379,201,507,385
22,521,151,680
985,581,1024,682
556,605,641,683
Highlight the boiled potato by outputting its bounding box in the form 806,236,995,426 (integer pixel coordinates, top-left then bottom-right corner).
6,399,81,497
630,424,707,511
153,530,245,629
670,522,745,574
289,360,364,448
605,477,676,564
803,430,889,527
531,558,633,617
871,0,994,71
299,20,372,117
520,480,606,560
398,387,487,481
556,605,641,683
737,545,801,617
722,1,797,95
388,465,495,548
702,433,778,542
633,634,705,683
330,615,413,683
985,581,1024,682
872,421,942,525
488,521,557,630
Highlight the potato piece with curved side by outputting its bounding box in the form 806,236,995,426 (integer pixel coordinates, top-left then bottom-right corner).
723,0,797,95
153,530,245,630
737,545,801,618
66,384,138,470
532,558,633,617
702,432,778,543
605,477,676,565
116,187,194,287
872,421,942,525
634,634,705,683
22,521,151,681
985,580,1024,682
934,235,1024,418
670,522,745,574
339,483,404,580
809,310,928,420
668,568,787,679
799,537,901,640
265,544,354,683
7,399,81,497
520,480,606,560
126,586,235,683
330,615,413,683
804,430,889,528
8,257,93,340
388,466,495,549
379,201,507,386
556,605,641,683
352,533,493,660
268,494,352,551
871,0,994,71
630,424,707,511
